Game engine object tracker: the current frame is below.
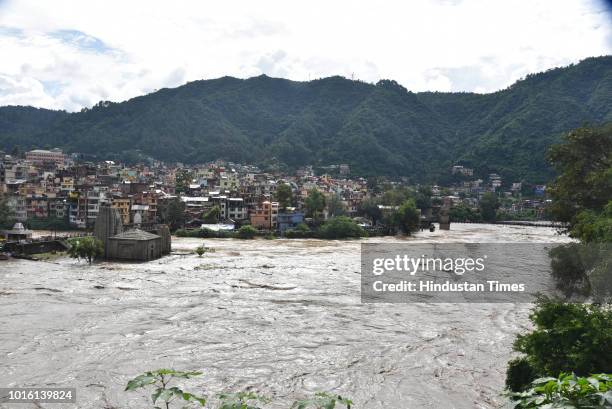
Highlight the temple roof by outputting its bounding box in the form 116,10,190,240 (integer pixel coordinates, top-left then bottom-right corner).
110,229,160,241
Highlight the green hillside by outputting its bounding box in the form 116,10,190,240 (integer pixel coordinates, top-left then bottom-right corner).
1,56,611,183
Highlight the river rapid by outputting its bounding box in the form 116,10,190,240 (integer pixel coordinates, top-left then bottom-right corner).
0,224,571,409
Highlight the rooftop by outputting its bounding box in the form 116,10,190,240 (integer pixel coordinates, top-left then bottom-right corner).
110,229,160,241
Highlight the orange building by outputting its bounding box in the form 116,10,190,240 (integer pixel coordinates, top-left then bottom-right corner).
250,201,279,230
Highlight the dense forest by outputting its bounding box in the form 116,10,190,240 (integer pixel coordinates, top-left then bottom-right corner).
1,56,611,183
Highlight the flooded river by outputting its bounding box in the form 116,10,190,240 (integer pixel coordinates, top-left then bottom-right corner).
0,224,571,408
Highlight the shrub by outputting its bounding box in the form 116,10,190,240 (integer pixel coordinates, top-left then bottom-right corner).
284,223,315,238
506,298,612,392
317,216,366,239
396,199,420,234
237,225,258,239
67,236,103,264
506,357,538,393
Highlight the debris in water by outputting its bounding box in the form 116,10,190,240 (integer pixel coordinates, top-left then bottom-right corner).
237,279,296,291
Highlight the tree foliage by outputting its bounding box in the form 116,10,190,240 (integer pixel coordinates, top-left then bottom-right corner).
67,236,104,264
547,125,612,226
396,199,420,235
479,192,499,223
317,216,366,239
159,198,186,230
275,183,293,210
358,198,383,225
237,225,257,239
2,57,611,181
506,298,612,392
304,189,326,221
0,196,14,229
326,193,346,218
202,206,221,223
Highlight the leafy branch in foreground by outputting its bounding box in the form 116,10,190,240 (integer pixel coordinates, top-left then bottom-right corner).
125,369,206,408
507,373,612,408
125,369,353,408
291,392,352,409
217,391,268,409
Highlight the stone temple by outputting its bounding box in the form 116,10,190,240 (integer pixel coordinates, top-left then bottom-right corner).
93,205,171,261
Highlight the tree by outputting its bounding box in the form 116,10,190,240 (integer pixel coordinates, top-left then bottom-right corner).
202,206,220,223
396,199,420,235
275,183,293,210
506,298,612,392
326,193,346,218
571,201,612,243
479,192,499,222
358,198,383,225
547,124,612,227
68,236,104,264
415,186,432,211
449,203,481,222
381,187,412,206
237,225,258,239
0,196,14,228
304,189,326,222
159,198,185,230
174,169,193,194
317,216,365,239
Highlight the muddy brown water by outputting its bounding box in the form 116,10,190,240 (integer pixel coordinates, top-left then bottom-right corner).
0,224,571,408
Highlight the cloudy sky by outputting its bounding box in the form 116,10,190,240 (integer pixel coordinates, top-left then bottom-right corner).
0,0,611,111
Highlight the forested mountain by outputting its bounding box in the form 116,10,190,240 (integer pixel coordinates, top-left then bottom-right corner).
1,56,611,183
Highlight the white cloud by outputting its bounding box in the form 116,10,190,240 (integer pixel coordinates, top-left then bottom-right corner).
0,0,610,111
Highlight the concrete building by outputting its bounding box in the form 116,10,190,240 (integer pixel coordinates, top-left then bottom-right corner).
277,212,305,234
225,198,247,221
26,149,65,166
6,195,27,221
250,201,279,230
111,196,131,225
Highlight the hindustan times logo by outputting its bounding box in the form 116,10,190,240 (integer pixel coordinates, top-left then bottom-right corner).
372,254,487,276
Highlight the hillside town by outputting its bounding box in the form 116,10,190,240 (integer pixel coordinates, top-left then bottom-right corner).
0,148,552,236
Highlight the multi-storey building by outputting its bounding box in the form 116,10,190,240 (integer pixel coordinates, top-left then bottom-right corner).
250,201,279,230
111,196,132,225
25,149,65,166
